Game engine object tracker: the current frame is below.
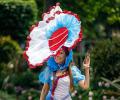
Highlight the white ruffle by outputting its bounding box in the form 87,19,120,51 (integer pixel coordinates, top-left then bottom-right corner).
43,5,62,21
26,21,52,66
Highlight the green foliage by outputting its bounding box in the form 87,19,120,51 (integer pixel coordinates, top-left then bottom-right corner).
0,36,22,63
77,0,120,24
0,91,16,100
91,37,120,80
101,77,120,90
35,0,44,19
0,0,38,42
19,88,39,100
101,0,120,25
0,63,8,88
78,0,120,35
10,69,39,88
0,36,22,88
59,0,120,38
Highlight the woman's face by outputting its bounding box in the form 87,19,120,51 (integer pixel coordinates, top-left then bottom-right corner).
54,49,66,64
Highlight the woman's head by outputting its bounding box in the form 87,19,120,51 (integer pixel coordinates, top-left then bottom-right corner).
54,46,69,64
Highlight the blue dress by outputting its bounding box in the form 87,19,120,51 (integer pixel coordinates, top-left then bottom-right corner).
39,51,85,100
39,66,85,100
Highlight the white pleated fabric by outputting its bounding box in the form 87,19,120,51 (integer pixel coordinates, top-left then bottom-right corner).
54,76,72,100
26,22,52,66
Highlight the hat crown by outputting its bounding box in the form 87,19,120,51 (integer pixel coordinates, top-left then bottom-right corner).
48,27,68,51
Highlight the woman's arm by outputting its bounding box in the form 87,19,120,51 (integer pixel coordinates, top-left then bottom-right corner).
78,68,90,90
40,83,49,100
79,52,90,90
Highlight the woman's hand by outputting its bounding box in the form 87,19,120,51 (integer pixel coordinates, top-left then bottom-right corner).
83,52,90,69
79,52,90,90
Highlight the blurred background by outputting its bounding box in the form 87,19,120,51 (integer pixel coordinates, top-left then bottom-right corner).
0,0,120,100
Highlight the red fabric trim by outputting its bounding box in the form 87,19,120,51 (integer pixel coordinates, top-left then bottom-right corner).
29,22,39,32
51,72,69,100
45,10,80,23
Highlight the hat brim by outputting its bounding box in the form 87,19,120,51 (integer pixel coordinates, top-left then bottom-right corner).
23,4,82,68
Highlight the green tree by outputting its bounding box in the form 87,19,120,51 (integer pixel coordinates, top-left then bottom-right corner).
91,37,120,80
0,0,38,43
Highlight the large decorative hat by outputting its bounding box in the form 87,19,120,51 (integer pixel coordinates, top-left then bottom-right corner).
23,3,82,68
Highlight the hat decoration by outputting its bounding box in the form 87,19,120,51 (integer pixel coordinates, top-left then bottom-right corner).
23,3,82,68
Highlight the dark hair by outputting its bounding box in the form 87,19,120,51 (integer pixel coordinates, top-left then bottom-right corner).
62,46,69,56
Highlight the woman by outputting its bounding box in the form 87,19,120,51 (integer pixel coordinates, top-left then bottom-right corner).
39,46,90,100
23,3,90,100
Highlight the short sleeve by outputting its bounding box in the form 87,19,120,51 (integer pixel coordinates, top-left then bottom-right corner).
39,67,52,84
71,66,85,85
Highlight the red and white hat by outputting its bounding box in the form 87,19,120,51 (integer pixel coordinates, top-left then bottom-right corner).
23,3,82,68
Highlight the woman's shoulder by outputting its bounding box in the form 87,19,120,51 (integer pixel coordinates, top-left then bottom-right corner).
69,62,82,73
39,66,53,84
69,63,85,84
69,62,78,69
